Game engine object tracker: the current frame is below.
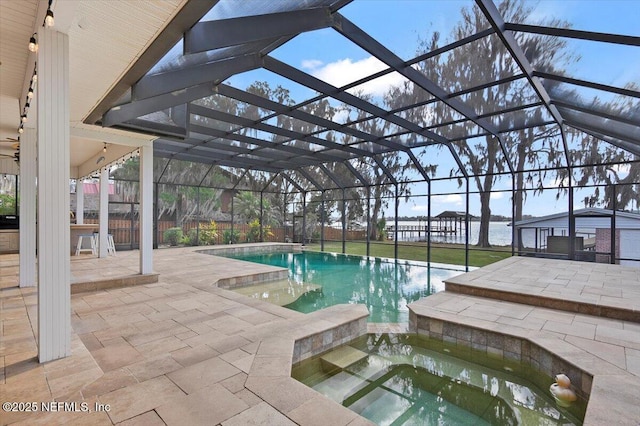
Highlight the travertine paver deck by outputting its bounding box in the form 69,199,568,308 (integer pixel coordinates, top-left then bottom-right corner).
0,245,372,426
445,256,640,321
0,254,18,290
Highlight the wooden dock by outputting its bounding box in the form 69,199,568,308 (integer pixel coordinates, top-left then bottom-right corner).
386,225,458,239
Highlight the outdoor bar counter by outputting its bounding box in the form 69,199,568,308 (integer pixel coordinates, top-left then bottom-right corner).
70,224,99,255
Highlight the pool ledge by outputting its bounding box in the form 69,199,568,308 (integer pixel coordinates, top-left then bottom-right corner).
409,293,640,425
198,243,297,291
197,242,302,258
243,303,375,426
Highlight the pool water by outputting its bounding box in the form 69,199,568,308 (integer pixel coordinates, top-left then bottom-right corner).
221,251,466,323
292,334,584,425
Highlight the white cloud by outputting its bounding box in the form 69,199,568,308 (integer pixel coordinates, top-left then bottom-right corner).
332,108,350,124
435,194,463,205
301,56,406,97
410,205,428,212
490,192,504,200
301,59,324,70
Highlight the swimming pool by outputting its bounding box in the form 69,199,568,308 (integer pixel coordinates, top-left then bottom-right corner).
292,334,584,425
219,250,466,323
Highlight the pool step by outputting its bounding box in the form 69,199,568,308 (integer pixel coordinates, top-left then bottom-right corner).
312,371,370,404
231,279,322,306
320,345,368,371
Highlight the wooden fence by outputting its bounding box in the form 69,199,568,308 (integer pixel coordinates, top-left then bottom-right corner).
84,218,367,247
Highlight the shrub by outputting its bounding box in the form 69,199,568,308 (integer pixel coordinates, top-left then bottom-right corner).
181,221,219,246
245,219,274,242
199,220,218,245
182,229,198,246
223,228,241,244
163,227,183,246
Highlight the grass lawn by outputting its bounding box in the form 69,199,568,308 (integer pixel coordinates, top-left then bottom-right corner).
304,240,512,267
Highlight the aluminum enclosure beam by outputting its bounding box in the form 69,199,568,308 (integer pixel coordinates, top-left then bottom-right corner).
372,155,398,185
261,173,281,192
568,125,640,157
297,169,325,191
551,101,639,128
319,164,345,189
216,85,406,157
566,123,640,156
103,83,217,127
332,13,516,175
188,104,353,162
185,7,334,53
406,149,431,182
263,56,451,146
280,173,305,193
534,72,640,99
133,54,261,100
119,119,186,139
189,124,345,163
86,0,220,124
154,150,281,172
503,23,640,47
343,161,370,187
333,14,508,140
562,118,640,145
476,0,565,127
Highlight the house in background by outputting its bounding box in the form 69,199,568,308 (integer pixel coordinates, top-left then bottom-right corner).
514,207,640,267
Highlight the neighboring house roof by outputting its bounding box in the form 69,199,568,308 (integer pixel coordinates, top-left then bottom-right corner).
514,208,640,228
83,182,115,195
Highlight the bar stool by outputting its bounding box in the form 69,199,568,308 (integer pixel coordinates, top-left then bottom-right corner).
107,234,116,256
75,234,97,256
94,233,117,256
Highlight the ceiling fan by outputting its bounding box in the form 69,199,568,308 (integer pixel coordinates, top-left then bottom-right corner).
0,151,19,163
0,136,20,144
0,139,19,163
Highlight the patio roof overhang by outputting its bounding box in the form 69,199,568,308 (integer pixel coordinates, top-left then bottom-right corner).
0,0,204,178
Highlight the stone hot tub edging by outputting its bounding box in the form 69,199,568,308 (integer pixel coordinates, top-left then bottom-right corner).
243,303,374,426
408,299,640,425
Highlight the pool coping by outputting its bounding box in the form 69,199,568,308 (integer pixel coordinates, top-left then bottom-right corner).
199,243,295,290
243,303,374,426
197,242,303,258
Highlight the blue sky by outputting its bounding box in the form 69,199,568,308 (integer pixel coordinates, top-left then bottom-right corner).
224,0,639,217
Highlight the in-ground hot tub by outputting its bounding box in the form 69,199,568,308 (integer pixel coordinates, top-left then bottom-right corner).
292,334,586,425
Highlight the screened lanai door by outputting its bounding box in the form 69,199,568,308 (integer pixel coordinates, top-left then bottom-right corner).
109,201,140,251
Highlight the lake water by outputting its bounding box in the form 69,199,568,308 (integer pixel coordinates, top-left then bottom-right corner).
394,220,514,246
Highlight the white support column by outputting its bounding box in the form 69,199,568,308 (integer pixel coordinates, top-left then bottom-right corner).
76,179,84,224
99,167,109,258
139,145,153,274
37,28,70,362
19,128,37,287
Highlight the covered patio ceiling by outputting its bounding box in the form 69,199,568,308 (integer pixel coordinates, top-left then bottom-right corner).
87,0,640,189
0,0,192,177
